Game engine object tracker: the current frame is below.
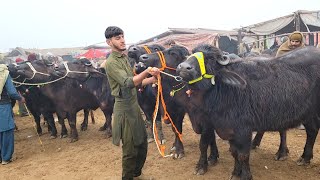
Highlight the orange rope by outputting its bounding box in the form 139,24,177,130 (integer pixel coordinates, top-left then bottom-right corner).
156,51,176,71
152,75,166,156
143,46,152,54
152,74,183,157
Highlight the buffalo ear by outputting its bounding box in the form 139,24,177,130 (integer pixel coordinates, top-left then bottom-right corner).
219,70,247,89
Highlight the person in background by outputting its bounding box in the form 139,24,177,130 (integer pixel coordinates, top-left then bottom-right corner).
0,63,25,165
250,42,261,54
238,42,249,57
164,39,176,48
104,26,160,180
259,41,264,52
276,31,305,57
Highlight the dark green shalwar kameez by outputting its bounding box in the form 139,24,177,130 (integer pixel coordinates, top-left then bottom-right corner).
105,51,147,180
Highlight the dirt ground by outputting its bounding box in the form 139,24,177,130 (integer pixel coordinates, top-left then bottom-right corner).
1,108,319,180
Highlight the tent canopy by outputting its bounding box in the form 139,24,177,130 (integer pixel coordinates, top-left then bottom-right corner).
241,10,320,35
76,49,107,59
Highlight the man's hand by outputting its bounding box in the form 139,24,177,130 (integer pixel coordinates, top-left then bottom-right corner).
147,67,160,76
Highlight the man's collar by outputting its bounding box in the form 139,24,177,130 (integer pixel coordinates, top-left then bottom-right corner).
111,51,126,58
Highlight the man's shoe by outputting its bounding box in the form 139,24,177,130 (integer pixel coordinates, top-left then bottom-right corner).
2,160,12,165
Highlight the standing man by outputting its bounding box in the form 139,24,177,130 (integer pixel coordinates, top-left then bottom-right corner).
0,64,25,165
104,26,160,180
276,31,305,57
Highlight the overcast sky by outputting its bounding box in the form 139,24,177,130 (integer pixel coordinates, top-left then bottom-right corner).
0,0,318,51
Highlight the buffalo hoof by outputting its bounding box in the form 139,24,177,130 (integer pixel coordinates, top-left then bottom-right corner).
296,157,310,166
208,157,218,166
229,175,240,180
80,125,88,131
170,146,176,152
275,154,288,161
275,149,289,161
69,138,78,143
173,152,185,159
99,126,107,131
193,164,207,175
60,134,68,138
251,144,259,150
104,128,112,138
105,132,112,138
50,135,57,139
160,139,167,145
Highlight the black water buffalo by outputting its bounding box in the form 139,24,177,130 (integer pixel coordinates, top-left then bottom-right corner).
137,45,219,174
176,44,320,179
53,59,114,137
136,46,189,159
15,60,110,142
224,53,290,160
8,63,62,138
128,44,166,144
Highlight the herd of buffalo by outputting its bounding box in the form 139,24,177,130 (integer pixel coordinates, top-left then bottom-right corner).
7,43,320,180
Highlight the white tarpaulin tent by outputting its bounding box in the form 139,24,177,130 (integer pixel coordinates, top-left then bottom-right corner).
242,10,320,35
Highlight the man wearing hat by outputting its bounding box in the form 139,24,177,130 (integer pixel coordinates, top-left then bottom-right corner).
276,31,305,57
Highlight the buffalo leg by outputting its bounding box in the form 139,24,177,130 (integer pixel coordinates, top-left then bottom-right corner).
230,131,253,180
275,130,289,160
101,109,112,138
145,109,165,144
194,129,218,175
90,110,95,124
67,113,78,142
33,113,43,135
43,113,57,139
229,143,241,179
208,130,219,166
297,122,318,166
170,114,185,159
44,116,52,133
58,116,68,138
81,109,89,131
251,131,264,149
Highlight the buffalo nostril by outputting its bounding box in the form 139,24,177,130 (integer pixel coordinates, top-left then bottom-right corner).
140,55,148,60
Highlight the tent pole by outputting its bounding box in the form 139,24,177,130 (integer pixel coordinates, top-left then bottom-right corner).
295,11,301,31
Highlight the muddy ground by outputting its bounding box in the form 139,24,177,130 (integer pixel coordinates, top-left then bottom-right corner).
0,108,319,180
